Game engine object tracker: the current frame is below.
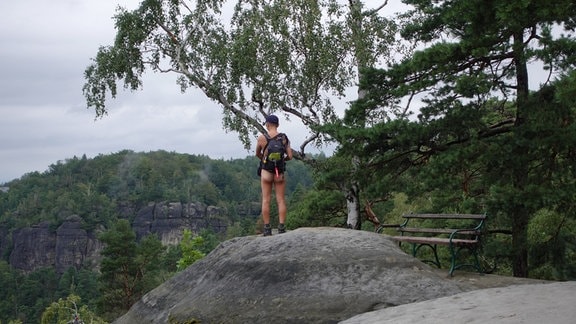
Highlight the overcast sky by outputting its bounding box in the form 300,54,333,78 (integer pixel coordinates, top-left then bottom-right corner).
0,0,347,183
0,1,558,184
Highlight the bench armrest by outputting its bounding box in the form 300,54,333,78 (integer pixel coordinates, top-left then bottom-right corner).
378,224,402,228
448,228,481,242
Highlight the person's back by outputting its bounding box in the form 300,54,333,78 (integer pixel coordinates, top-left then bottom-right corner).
256,115,292,236
262,132,288,177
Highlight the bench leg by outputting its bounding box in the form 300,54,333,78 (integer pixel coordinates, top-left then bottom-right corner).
449,245,483,276
448,243,457,276
412,243,441,269
471,247,482,274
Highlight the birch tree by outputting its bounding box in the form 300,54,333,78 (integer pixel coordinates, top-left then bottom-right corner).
83,0,399,229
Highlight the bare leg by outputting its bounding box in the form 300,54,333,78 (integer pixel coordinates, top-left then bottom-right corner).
260,170,274,225
274,174,287,224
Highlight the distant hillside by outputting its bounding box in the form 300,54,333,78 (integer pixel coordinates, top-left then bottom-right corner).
0,150,313,270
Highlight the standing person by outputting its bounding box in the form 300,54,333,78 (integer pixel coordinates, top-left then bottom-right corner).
256,114,293,236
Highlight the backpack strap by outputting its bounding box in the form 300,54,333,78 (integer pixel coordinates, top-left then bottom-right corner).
262,133,271,162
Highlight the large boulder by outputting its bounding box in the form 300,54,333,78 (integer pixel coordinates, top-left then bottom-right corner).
114,227,468,323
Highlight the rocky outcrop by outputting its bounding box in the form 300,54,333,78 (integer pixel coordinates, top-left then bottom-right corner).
114,227,468,324
10,221,56,272
8,201,226,273
54,215,102,274
132,201,227,245
9,216,102,273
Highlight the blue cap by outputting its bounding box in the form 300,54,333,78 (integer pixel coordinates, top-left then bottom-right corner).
265,115,279,125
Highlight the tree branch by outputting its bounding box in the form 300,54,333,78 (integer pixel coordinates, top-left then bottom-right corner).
364,0,389,17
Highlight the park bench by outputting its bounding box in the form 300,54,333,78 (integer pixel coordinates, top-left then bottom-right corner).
388,213,487,276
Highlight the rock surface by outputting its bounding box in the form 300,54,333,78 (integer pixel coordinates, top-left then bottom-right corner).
9,216,102,273
340,280,576,324
114,227,474,324
132,201,227,245
54,215,102,273
10,221,57,272
6,201,225,273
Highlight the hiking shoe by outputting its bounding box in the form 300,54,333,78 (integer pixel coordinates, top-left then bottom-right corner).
263,225,272,236
278,224,286,234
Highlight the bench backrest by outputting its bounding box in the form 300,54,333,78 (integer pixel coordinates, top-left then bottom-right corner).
402,213,486,220
399,213,486,237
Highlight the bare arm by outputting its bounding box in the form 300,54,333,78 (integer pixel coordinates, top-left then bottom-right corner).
255,134,267,160
285,139,293,161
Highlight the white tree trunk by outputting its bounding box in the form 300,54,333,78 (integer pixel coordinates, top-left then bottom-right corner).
346,182,361,229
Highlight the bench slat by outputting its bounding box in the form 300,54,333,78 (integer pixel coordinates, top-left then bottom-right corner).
400,227,479,235
402,213,486,220
386,212,487,276
391,236,479,246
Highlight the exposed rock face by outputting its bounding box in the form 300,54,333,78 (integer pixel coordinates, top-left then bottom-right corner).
10,221,56,272
54,215,102,274
9,216,102,273
8,201,226,273
114,227,468,324
132,201,227,245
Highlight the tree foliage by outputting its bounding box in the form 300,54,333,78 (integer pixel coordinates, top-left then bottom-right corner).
0,261,21,322
83,1,398,155
0,152,312,322
98,220,165,320
176,229,206,271
0,263,102,324
332,0,576,277
41,294,106,324
82,0,405,230
1,150,312,233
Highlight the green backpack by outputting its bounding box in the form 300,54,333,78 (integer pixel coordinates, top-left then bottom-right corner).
262,133,288,175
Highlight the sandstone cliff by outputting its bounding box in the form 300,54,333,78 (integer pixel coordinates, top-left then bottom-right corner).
132,201,227,246
7,201,226,273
